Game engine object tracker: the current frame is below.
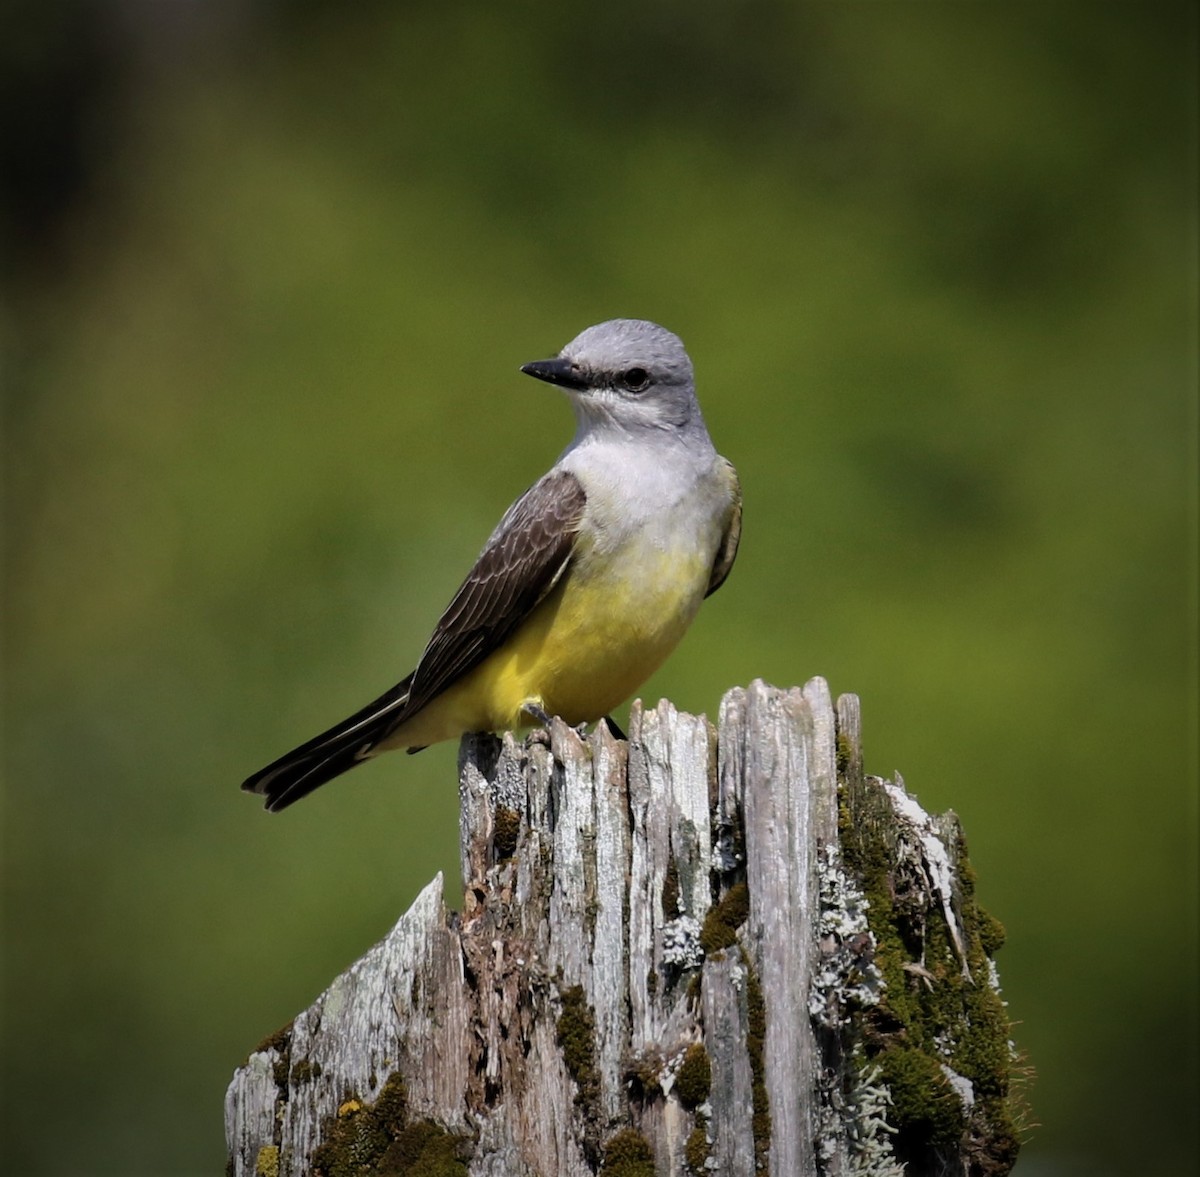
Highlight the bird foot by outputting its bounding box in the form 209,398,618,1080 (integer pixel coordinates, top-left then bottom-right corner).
569,715,626,742
522,702,553,726
520,705,626,747
522,702,554,747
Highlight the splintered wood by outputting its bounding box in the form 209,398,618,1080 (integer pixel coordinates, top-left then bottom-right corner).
226,680,1022,1177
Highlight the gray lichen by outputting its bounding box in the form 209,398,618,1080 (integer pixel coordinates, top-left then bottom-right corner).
810,842,884,1029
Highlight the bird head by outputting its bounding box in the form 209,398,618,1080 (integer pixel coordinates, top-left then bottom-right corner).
521,319,704,439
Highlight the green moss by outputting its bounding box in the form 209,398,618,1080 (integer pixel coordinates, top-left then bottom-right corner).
628,1050,663,1101
878,1047,964,1145
699,882,750,955
978,908,1007,958
254,1021,293,1058
371,1073,410,1138
310,1073,469,1177
836,731,854,775
556,984,598,1103
740,949,771,1168
662,853,680,918
555,980,603,1162
248,1019,294,1092
379,1121,468,1176
837,773,1025,1173
290,1058,322,1086
493,805,521,859
675,1043,712,1109
312,1100,389,1177
556,980,603,1164
685,1122,711,1172
599,1129,655,1176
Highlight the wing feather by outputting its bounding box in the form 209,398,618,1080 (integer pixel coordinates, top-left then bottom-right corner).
705,458,742,597
241,468,587,811
406,468,586,711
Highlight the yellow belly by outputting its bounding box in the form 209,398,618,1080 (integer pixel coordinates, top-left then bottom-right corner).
389,547,708,748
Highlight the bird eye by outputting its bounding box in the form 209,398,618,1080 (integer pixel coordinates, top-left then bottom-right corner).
623,367,651,393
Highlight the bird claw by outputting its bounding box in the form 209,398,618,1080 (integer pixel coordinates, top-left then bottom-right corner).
570,715,626,742
522,702,554,747
521,702,553,726
520,706,626,747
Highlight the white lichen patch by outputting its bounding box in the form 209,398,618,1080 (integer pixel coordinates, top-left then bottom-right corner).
809,843,884,1028
710,824,741,874
987,957,1003,993
940,1063,975,1110
727,955,746,992
661,915,704,970
882,774,970,978
657,1042,694,1097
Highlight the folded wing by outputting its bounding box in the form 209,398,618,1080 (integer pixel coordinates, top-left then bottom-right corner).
242,469,588,811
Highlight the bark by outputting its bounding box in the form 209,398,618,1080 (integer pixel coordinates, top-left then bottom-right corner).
226,680,1023,1177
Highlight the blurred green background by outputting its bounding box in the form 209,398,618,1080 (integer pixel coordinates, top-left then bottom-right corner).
2,2,1196,1174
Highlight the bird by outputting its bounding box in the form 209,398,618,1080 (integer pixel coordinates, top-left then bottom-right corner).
243,318,742,812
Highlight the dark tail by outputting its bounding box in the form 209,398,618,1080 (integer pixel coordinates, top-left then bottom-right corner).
242,673,416,812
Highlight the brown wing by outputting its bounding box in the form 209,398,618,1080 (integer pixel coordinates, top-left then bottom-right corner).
404,467,587,714
705,458,742,597
243,468,587,812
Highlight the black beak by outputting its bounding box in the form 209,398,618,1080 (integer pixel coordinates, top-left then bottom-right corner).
520,357,589,391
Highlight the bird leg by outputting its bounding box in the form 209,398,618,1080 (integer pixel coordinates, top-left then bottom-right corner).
520,704,627,746
521,702,553,726
570,715,627,742
521,701,554,746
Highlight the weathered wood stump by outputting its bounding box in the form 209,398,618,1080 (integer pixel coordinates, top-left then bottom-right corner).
225,680,1023,1176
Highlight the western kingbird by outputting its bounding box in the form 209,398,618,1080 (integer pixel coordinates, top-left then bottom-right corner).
243,319,741,811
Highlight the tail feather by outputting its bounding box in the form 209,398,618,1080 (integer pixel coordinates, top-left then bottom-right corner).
242,672,416,812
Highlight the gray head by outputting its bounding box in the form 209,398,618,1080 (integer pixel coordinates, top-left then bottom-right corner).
520,319,706,440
